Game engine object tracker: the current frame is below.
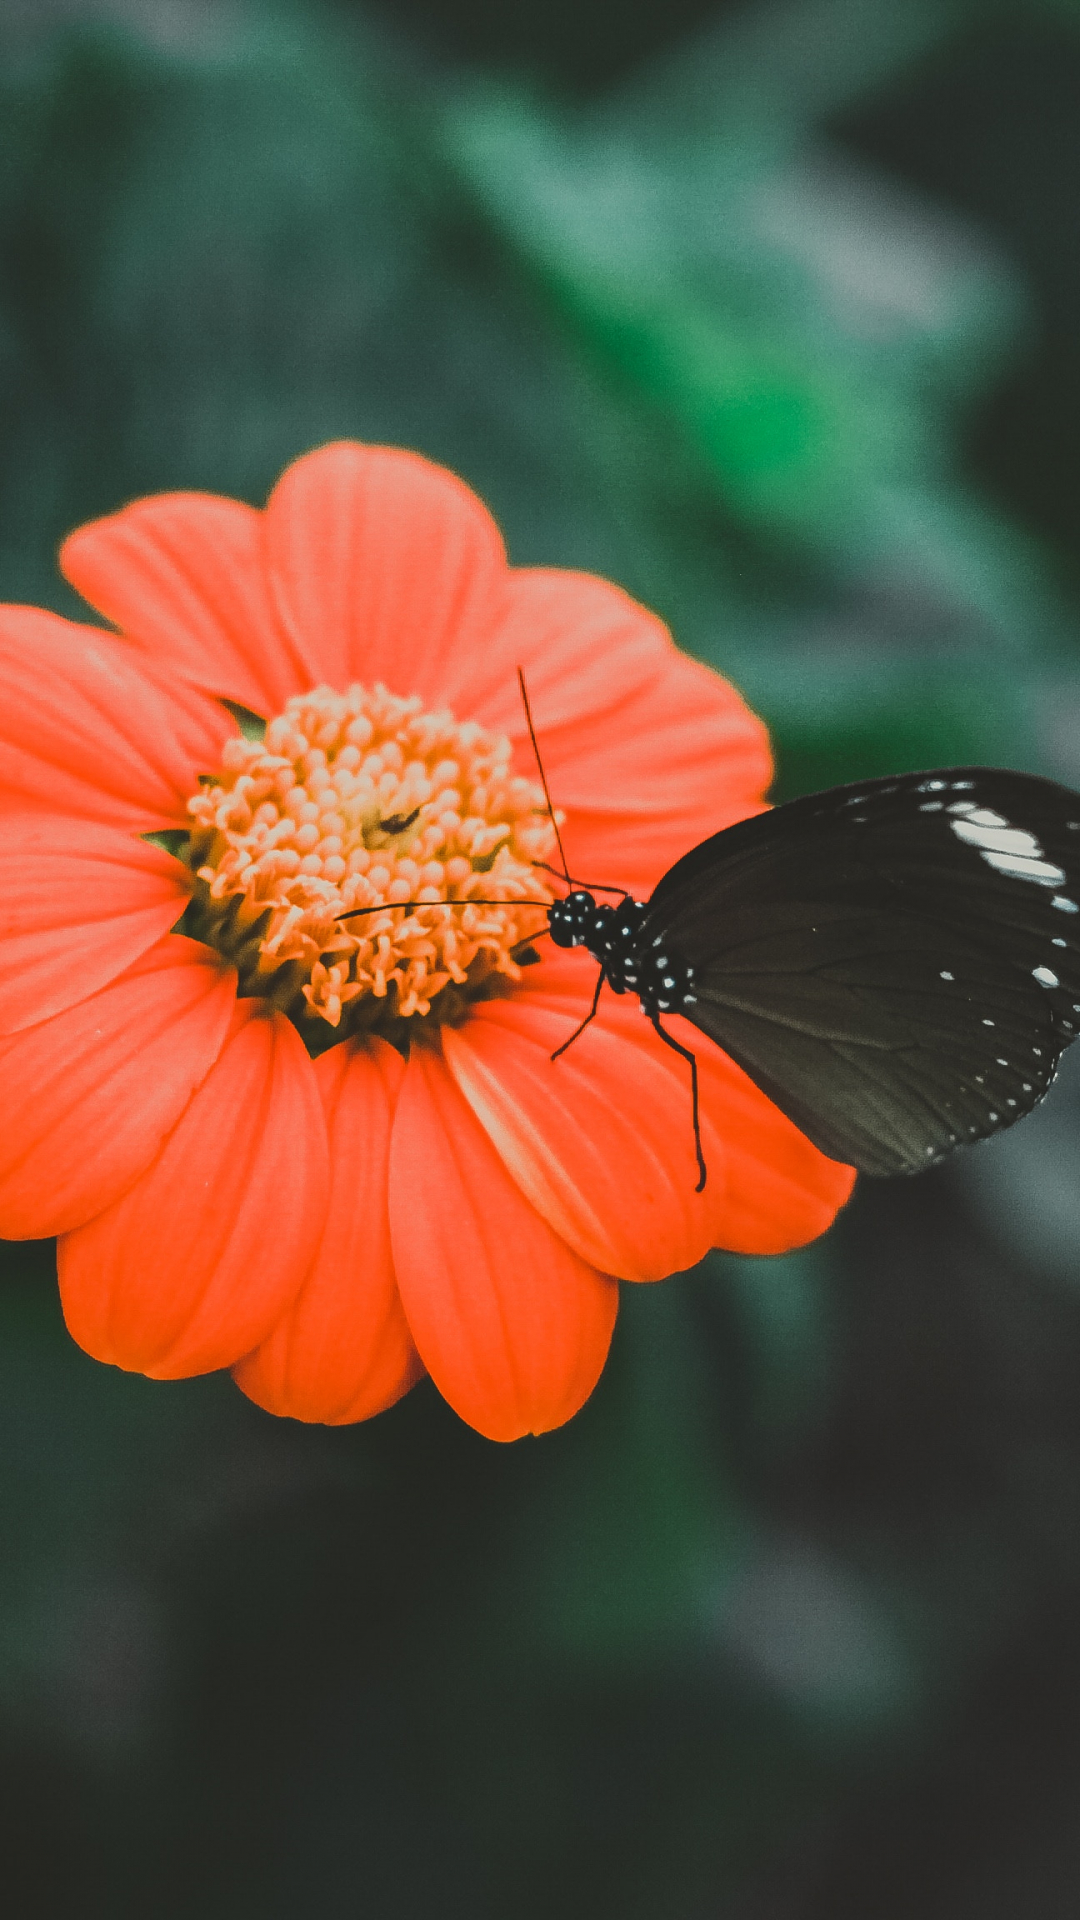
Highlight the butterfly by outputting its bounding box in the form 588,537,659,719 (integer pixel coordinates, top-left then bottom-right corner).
542,763,1080,1189
336,674,1080,1192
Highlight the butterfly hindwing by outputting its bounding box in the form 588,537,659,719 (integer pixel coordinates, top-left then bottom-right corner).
637,769,1080,1174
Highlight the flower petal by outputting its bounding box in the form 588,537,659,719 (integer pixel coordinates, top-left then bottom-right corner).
0,937,236,1237
60,491,305,716
263,443,508,707
441,997,714,1282
442,969,854,1279
58,1004,329,1379
481,570,773,896
233,1037,423,1424
388,1038,618,1442
0,608,234,827
0,815,189,1033
480,568,682,733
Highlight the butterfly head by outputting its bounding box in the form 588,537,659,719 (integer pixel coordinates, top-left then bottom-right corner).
548,890,607,949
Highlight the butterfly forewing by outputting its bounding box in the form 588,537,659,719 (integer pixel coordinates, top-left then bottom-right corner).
638,769,1080,1174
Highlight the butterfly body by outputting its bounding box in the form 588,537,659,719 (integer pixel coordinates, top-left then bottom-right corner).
548,892,698,1016
546,768,1080,1184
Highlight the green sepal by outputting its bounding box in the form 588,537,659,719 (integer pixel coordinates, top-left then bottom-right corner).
220,699,267,742
141,828,191,861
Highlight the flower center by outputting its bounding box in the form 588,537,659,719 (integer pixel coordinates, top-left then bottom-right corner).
181,684,556,1049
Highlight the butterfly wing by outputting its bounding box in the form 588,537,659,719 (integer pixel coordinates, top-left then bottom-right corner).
639,769,1080,1174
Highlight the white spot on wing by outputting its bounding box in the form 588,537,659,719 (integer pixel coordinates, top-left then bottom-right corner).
951,816,1057,870
1034,966,1060,987
1052,896,1078,912
982,851,1067,884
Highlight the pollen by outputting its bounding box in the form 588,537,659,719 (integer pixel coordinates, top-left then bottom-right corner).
181,684,556,1043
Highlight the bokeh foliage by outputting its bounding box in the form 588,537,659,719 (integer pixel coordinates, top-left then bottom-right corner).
3,1,1080,1913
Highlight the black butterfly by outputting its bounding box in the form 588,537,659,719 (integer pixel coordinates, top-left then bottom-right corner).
545,765,1080,1189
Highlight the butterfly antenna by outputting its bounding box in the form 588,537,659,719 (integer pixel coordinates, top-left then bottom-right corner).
337,899,541,923
517,666,572,885
533,859,627,898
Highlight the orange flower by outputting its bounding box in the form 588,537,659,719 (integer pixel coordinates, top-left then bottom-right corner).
0,444,854,1440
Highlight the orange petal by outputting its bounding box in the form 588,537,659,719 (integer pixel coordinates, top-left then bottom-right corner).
479,567,679,735
388,1039,618,1442
0,608,234,827
442,973,853,1279
263,443,509,708
442,997,717,1282
60,491,308,716
233,1037,423,1424
58,1005,329,1379
482,570,773,896
0,815,189,1033
0,937,236,1237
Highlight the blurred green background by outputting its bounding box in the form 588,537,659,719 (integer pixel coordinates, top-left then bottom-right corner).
5,0,1080,1912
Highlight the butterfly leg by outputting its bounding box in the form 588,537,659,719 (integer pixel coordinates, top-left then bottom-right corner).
551,967,606,1062
650,1018,707,1192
